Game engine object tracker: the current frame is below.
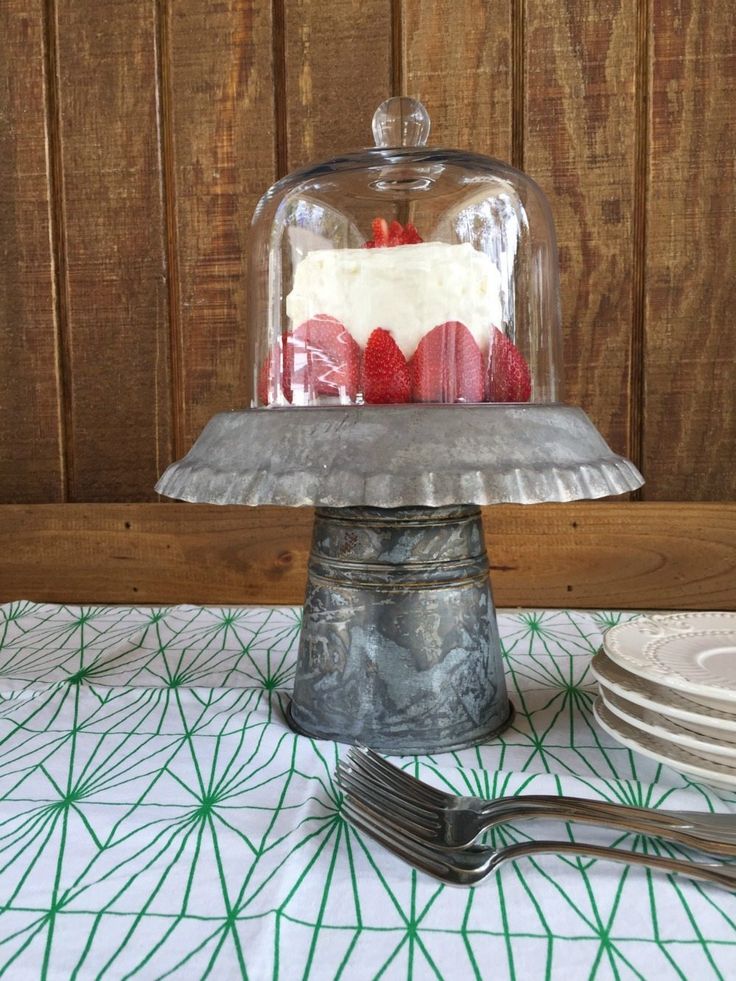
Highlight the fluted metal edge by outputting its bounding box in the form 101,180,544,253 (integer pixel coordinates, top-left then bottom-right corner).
155,404,644,507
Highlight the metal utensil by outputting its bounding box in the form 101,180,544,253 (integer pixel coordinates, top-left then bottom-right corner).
341,792,736,890
337,747,736,853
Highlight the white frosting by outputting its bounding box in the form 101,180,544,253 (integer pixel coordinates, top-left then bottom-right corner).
285,241,503,358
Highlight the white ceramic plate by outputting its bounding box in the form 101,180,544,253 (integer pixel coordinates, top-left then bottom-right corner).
602,613,736,709
598,683,736,760
593,697,736,792
591,650,736,740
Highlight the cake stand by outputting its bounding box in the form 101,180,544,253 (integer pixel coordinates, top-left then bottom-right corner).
156,403,643,754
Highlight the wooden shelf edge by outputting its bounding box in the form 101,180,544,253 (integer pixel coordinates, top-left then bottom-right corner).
1,502,734,610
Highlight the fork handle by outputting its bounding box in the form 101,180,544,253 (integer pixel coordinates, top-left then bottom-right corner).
480,796,736,842
503,840,736,890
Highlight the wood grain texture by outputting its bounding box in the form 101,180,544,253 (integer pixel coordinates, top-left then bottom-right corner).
401,0,513,159
643,2,736,500
1,503,734,610
53,0,172,501
1,1,735,506
165,0,276,453
523,1,638,461
283,0,393,168
0,1,64,502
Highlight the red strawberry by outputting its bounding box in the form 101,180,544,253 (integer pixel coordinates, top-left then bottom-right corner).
409,321,484,403
401,222,422,244
289,314,361,402
362,328,412,404
362,217,424,248
257,338,292,405
363,218,388,249
486,327,532,402
387,220,404,246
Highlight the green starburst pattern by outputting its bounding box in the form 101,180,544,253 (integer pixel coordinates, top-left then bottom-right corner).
0,602,734,978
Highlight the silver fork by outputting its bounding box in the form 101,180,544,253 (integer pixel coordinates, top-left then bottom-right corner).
337,747,736,854
342,791,736,890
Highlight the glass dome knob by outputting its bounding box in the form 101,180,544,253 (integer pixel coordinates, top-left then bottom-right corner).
372,97,431,148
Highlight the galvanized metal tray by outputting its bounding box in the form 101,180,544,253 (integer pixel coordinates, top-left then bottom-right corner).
155,403,643,507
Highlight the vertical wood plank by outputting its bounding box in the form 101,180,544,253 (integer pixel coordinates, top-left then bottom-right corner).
524,1,639,461
164,0,276,451
283,0,393,169
401,0,513,160
54,0,172,501
0,1,65,502
643,3,736,500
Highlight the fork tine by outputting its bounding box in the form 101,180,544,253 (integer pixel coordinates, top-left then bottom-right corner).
341,796,458,882
340,781,441,842
351,749,450,804
337,762,441,833
346,747,451,806
337,760,439,822
337,760,439,819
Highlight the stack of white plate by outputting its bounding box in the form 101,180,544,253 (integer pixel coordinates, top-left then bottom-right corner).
592,613,736,791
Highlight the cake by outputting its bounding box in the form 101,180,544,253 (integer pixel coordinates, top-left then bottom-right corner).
259,219,531,406
286,241,504,358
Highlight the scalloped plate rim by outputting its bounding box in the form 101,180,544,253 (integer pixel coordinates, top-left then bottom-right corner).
590,649,736,733
598,683,736,759
602,613,736,706
593,697,736,792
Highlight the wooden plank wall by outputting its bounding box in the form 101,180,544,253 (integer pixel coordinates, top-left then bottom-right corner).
1,0,65,502
1,1,735,609
1,0,734,505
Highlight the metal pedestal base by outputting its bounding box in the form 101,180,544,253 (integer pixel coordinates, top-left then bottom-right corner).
288,505,512,754
154,403,642,752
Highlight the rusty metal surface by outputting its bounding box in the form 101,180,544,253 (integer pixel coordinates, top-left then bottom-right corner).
288,505,512,754
155,403,643,508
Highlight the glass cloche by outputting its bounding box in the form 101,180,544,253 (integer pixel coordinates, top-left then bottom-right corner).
249,97,562,408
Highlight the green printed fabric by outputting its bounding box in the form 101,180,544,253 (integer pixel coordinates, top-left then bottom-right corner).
0,602,734,979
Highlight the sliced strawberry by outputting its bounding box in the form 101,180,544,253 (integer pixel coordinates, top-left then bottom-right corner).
289,314,361,402
486,327,532,402
409,321,484,403
257,338,292,405
401,222,422,244
362,328,412,404
362,217,424,248
372,218,390,247
387,220,405,246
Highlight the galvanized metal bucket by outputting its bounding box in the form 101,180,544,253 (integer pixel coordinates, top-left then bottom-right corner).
287,504,513,754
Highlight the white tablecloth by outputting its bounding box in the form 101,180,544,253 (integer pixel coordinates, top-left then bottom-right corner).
0,602,734,978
